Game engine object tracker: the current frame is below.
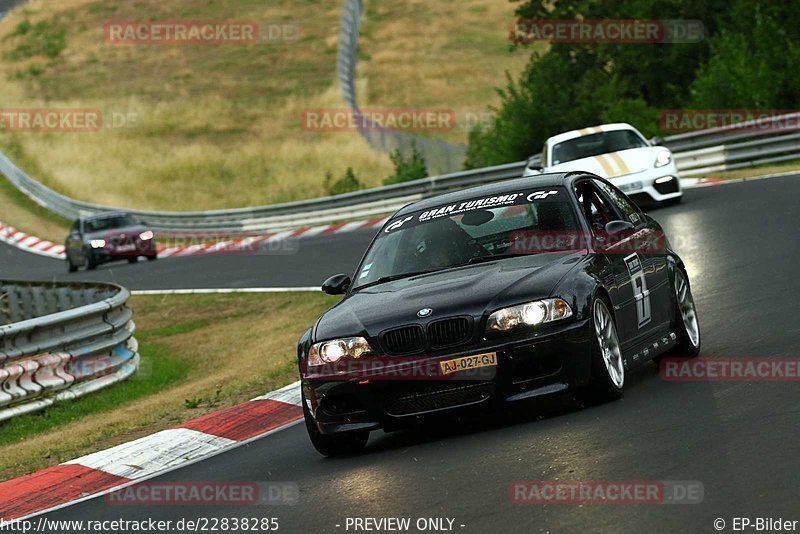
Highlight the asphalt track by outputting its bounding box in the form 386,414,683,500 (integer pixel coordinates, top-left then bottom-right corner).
7,176,800,532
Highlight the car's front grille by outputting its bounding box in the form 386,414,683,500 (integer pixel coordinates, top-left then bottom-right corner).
428,317,472,348
381,325,426,354
385,381,494,416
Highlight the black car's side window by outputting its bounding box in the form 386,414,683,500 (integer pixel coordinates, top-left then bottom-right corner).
593,179,642,226
574,181,617,233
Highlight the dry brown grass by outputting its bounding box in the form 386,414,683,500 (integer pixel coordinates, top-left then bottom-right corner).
0,291,338,481
0,0,394,214
0,0,529,218
360,0,532,144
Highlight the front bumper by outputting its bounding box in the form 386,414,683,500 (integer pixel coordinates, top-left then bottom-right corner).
302,318,592,435
93,239,156,261
609,164,682,203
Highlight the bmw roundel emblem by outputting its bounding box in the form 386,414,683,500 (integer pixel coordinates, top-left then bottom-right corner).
417,308,433,317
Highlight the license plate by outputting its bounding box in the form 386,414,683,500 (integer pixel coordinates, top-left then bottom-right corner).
619,181,642,192
440,352,497,375
116,244,136,252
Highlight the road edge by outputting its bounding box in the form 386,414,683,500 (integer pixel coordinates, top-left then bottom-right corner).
0,381,304,522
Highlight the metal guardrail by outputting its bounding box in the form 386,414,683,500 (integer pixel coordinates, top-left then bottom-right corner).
1,0,799,240
3,115,800,234
337,0,466,175
0,280,138,421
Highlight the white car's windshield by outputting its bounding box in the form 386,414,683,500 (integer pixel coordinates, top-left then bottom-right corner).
552,130,648,165
353,188,578,290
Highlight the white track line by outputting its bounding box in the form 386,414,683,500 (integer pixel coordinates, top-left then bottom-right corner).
131,287,320,295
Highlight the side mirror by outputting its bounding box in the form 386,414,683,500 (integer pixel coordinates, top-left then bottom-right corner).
604,220,635,235
650,136,664,146
527,162,544,172
322,274,351,295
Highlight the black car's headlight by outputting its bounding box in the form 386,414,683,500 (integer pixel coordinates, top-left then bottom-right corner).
487,298,573,331
307,336,373,367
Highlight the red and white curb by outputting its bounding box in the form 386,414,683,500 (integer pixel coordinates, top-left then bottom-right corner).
0,222,65,259
0,381,303,521
0,218,389,261
680,177,724,189
157,217,388,258
2,171,796,262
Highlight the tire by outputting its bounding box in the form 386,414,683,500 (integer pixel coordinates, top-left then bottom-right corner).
661,196,682,206
128,257,138,264
302,392,368,457
659,269,701,361
580,297,625,404
147,254,158,261
85,249,97,271
67,258,77,273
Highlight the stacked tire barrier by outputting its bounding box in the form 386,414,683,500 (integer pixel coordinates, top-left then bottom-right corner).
0,280,138,422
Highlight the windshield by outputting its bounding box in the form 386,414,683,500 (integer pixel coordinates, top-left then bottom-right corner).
552,129,648,165
85,215,137,232
353,187,578,290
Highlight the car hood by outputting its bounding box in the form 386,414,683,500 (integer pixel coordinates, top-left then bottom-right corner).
545,146,656,178
83,225,148,241
315,251,585,342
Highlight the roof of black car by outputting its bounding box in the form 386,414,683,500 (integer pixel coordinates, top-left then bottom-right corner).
394,172,576,216
82,211,131,221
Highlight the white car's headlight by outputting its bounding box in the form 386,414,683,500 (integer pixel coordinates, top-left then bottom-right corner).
487,298,573,331
308,336,373,367
139,230,154,241
654,150,672,168
90,239,106,249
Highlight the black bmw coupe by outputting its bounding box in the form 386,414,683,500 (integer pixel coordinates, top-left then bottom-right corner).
298,172,701,455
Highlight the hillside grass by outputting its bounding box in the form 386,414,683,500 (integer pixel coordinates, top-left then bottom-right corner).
0,0,528,226
0,291,338,481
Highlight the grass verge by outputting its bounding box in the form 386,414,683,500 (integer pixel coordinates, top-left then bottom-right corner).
0,139,72,243
0,291,338,481
705,160,800,181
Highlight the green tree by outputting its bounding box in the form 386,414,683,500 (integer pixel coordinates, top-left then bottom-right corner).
383,141,428,185
690,3,800,108
324,167,363,196
465,0,737,168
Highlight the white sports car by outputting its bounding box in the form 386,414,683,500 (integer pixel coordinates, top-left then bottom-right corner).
524,123,682,204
